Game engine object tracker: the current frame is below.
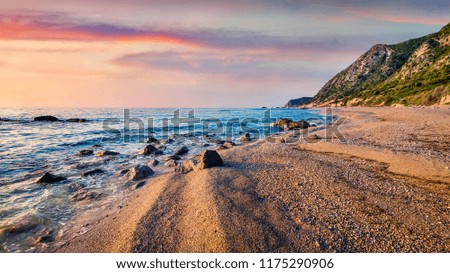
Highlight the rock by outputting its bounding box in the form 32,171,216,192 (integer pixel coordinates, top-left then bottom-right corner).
148,159,160,167
81,169,104,177
70,190,101,202
119,169,129,176
216,145,228,150
0,214,42,235
174,160,197,174
173,146,189,156
36,172,66,184
240,132,252,142
166,155,181,161
67,182,87,193
307,134,322,140
157,145,167,151
197,150,224,169
201,143,211,147
126,165,154,181
174,150,223,174
66,118,86,122
214,139,226,145
160,138,174,144
223,141,236,148
140,144,158,156
134,181,146,189
76,149,93,156
95,150,119,157
146,137,159,143
276,138,286,143
34,116,59,122
92,144,102,148
164,159,178,167
273,118,310,130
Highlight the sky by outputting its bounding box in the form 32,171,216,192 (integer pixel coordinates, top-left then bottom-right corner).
0,1,448,108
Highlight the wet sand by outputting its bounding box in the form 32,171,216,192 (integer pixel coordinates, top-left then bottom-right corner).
56,107,450,253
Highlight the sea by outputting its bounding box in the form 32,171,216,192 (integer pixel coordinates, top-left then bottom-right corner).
0,107,329,252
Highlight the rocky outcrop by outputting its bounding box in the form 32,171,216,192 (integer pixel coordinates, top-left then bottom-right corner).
283,97,313,108
306,23,450,106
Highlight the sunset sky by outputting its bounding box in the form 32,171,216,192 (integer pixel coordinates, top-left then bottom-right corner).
0,0,448,108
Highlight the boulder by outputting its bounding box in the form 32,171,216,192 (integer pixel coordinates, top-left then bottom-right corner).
197,150,224,169
95,150,119,157
148,159,160,167
66,118,86,123
134,181,146,189
0,214,41,235
34,116,60,122
36,172,66,184
81,169,104,177
126,165,154,181
173,146,189,156
140,144,158,156
76,149,93,156
174,150,223,174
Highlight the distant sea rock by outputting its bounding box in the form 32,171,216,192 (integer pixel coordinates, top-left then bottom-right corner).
34,116,60,122
66,118,86,123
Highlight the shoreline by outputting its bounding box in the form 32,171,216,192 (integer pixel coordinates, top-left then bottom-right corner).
54,106,449,252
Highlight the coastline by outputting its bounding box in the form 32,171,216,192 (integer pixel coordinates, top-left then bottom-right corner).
55,106,450,253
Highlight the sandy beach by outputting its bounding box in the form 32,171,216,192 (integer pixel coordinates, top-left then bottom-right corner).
55,107,450,253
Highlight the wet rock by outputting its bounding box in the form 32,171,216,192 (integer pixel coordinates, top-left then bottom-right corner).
216,145,228,150
70,190,101,202
81,169,104,177
166,155,181,161
141,144,158,156
76,149,93,156
36,172,66,184
276,138,286,143
66,118,86,122
67,182,87,193
173,146,189,156
148,159,160,167
126,165,155,181
164,159,178,167
160,138,174,144
0,214,41,235
214,139,226,144
240,132,252,142
95,150,120,157
34,116,60,122
157,145,167,151
146,137,159,143
92,144,102,148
